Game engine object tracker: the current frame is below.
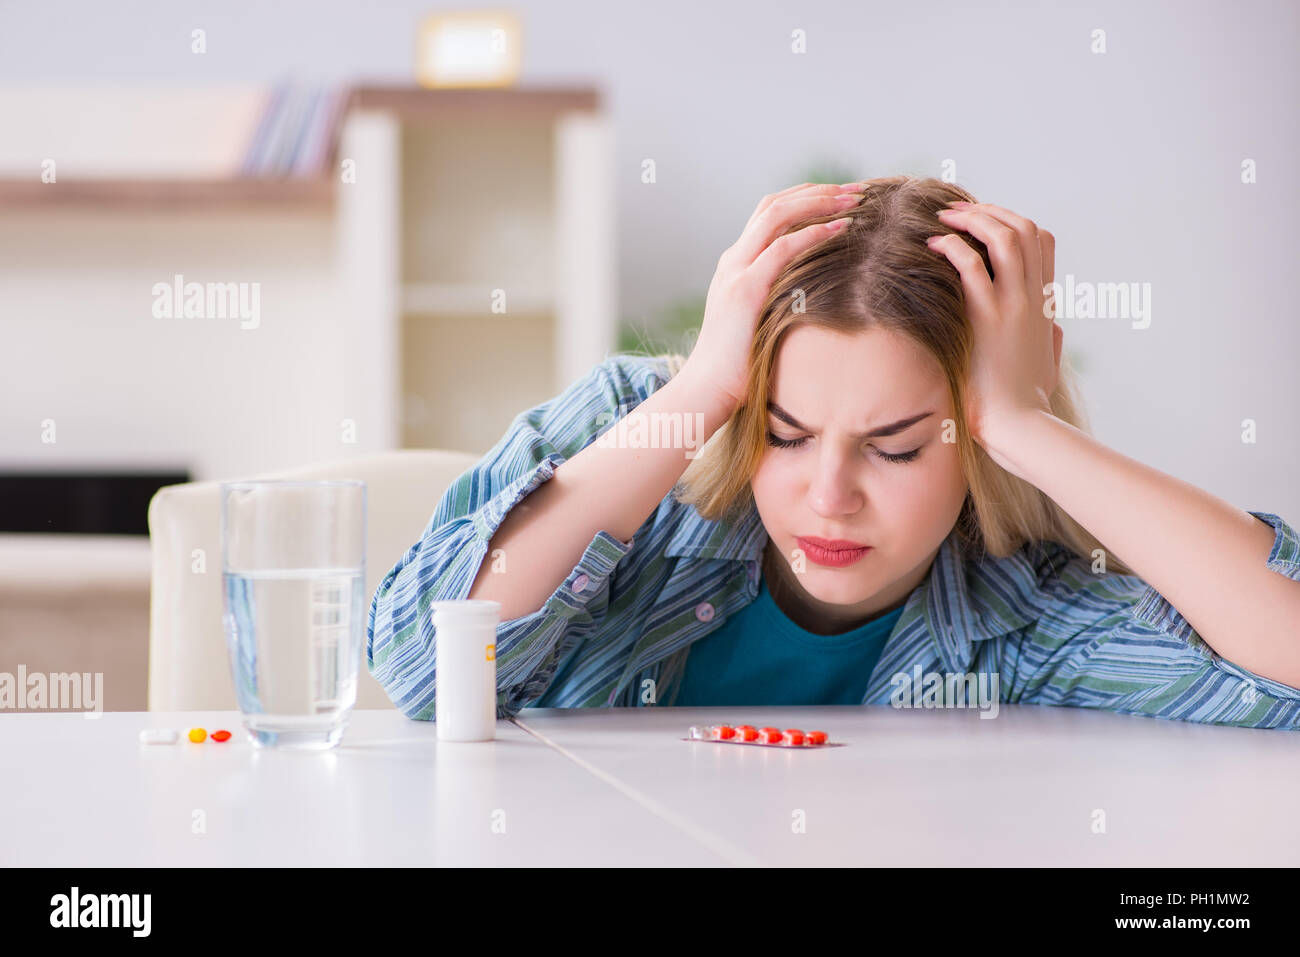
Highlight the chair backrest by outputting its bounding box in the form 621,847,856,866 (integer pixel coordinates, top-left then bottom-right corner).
147,449,480,711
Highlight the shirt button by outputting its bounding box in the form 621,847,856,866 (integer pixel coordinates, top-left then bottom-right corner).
695,601,714,622
573,573,590,592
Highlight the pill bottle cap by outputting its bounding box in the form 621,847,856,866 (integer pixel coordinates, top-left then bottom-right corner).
431,599,501,628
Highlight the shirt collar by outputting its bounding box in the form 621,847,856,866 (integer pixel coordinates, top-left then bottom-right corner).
918,524,1047,670
662,496,769,561
665,498,1047,668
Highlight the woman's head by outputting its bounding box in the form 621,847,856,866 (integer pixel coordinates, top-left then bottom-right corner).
661,174,1129,612
749,321,969,616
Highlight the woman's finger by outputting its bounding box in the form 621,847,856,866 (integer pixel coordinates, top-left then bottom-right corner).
748,216,853,290
741,180,865,235
935,207,1030,314
742,182,812,233
925,233,999,322
947,201,1043,295
1039,228,1056,319
1052,320,1064,381
732,185,862,265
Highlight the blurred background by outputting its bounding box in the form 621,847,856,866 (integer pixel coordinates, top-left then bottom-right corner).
1,0,1296,710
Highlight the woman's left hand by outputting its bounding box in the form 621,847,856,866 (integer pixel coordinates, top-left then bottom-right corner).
926,201,1064,446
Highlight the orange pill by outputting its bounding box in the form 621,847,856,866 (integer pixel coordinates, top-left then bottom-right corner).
738,727,759,742
714,725,736,740
210,729,232,742
760,729,783,744
784,729,805,746
806,730,828,745
187,727,207,743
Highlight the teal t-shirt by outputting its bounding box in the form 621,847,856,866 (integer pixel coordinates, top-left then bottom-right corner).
672,577,905,706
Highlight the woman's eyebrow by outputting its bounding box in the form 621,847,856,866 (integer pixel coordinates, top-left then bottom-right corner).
767,401,935,439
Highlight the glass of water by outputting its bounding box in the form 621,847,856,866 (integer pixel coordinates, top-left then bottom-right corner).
220,480,366,749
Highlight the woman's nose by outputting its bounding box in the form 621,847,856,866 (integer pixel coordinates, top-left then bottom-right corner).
807,452,863,517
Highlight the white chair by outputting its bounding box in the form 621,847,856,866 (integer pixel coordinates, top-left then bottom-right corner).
147,449,480,711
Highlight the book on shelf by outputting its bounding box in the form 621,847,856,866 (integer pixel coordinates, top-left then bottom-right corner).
239,85,287,178
238,81,349,179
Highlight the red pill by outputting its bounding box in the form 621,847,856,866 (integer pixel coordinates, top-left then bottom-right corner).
210,729,232,742
738,726,759,742
759,726,781,735
806,730,828,745
784,729,805,746
760,729,783,744
714,725,736,740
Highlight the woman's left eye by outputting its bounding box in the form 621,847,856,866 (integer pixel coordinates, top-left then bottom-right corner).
764,431,921,463
874,447,921,463
765,431,806,450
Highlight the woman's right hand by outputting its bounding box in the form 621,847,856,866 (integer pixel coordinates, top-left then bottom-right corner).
679,181,866,415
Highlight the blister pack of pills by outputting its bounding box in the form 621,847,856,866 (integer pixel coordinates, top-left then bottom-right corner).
684,724,842,748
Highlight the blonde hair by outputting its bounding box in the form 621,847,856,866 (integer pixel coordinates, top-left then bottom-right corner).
636,175,1131,574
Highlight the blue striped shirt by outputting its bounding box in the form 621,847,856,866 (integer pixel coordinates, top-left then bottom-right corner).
366,353,1300,729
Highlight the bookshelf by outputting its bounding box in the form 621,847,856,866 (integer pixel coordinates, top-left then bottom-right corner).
343,84,615,454
0,83,615,464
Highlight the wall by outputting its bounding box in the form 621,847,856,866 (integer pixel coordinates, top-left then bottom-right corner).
0,208,370,481
1,0,1296,518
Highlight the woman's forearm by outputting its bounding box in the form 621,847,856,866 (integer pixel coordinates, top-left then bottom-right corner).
983,408,1300,688
467,367,734,621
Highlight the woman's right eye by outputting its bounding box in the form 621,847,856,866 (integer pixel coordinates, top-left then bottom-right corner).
765,431,806,449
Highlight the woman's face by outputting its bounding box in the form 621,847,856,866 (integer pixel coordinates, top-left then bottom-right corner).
749,323,969,629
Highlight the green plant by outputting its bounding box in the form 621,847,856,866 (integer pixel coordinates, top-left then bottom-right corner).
616,296,705,357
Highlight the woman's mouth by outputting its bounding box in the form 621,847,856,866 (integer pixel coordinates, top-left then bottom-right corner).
796,536,872,568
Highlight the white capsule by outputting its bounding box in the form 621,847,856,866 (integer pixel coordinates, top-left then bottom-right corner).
138,728,179,745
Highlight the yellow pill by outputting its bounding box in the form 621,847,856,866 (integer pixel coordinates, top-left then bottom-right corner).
188,727,207,743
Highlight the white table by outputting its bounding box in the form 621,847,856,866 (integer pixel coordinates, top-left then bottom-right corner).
0,709,728,866
513,703,1300,867
5,704,1296,866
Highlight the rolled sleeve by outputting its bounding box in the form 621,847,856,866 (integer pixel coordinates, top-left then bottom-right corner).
1002,516,1300,729
1130,510,1300,644
472,454,638,714
366,355,657,721
1014,612,1300,729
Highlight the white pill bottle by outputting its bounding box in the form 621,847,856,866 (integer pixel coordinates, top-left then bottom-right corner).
431,599,501,741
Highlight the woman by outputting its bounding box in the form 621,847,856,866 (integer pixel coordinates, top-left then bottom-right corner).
368,176,1300,728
